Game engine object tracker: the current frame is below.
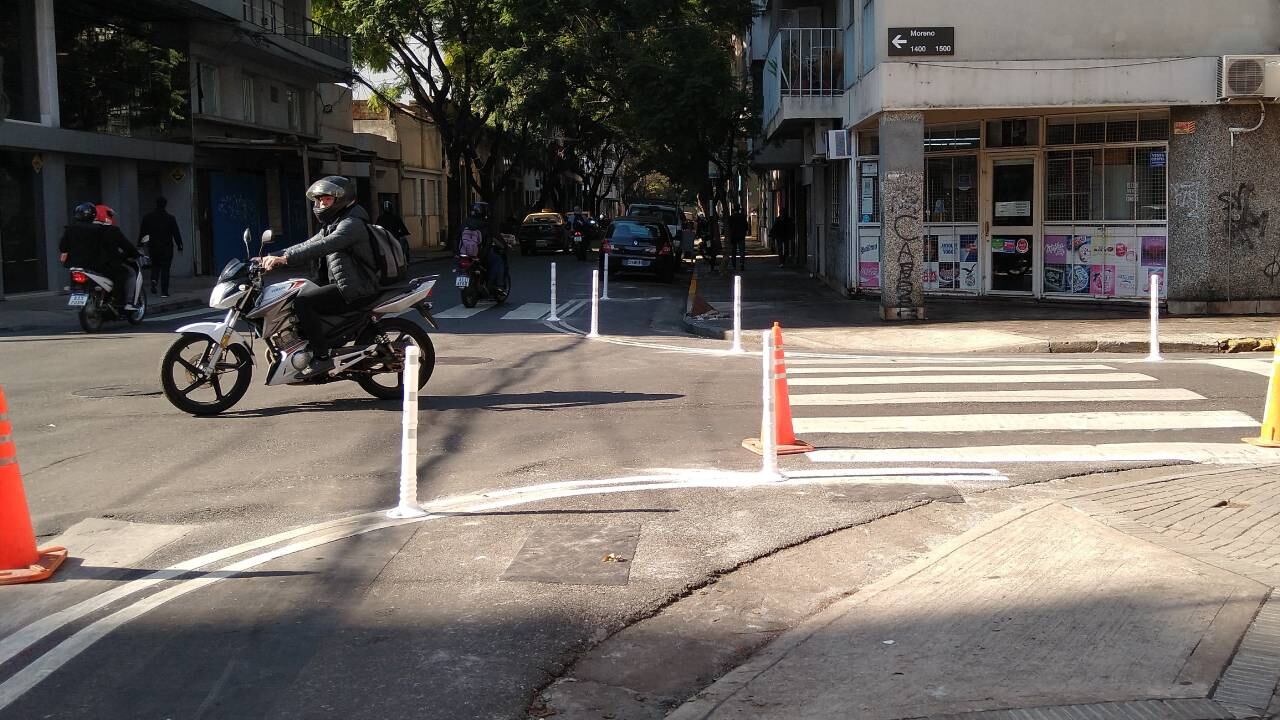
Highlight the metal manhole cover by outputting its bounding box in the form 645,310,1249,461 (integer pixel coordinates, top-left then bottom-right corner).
435,356,493,366
73,385,163,398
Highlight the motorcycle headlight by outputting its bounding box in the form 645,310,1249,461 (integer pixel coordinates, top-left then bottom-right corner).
210,281,241,308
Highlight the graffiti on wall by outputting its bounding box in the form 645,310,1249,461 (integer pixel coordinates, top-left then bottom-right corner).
1172,180,1204,221
893,208,919,308
1218,183,1279,281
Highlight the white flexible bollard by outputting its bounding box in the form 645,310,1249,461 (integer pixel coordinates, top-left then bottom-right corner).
1146,274,1162,362
760,329,783,481
388,344,427,518
729,274,744,353
588,269,600,338
547,262,560,322
602,252,611,300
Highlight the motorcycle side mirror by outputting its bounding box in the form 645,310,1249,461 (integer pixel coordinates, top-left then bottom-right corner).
261,229,274,246
242,229,252,259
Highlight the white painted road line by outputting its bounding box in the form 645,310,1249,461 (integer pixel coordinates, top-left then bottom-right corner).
786,355,1120,365
1201,359,1274,377
789,388,1206,407
792,410,1258,435
557,299,587,318
806,443,1280,465
787,364,1114,375
434,304,491,319
0,466,1010,710
788,372,1157,387
501,303,551,320
145,307,220,322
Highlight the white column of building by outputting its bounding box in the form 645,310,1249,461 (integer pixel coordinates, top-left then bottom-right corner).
33,0,59,127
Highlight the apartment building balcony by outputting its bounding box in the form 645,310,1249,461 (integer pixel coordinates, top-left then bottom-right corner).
241,0,351,66
762,28,844,140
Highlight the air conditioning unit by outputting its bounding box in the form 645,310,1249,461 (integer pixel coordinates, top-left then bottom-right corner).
826,129,852,159
1219,55,1280,99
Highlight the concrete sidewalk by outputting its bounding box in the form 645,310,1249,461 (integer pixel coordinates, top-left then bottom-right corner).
668,465,1280,720
0,249,454,334
682,247,1280,354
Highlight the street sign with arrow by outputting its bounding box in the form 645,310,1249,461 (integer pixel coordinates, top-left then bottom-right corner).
888,27,955,57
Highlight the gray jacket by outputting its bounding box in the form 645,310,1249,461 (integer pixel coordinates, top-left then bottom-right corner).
283,204,379,302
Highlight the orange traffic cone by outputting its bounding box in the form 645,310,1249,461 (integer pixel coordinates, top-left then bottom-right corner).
1245,336,1280,448
743,323,814,456
0,385,67,586
686,270,719,318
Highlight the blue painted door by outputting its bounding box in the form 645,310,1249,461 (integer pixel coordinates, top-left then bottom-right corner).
209,172,269,270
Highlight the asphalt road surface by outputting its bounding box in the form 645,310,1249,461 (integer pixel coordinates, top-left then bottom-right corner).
0,249,1273,719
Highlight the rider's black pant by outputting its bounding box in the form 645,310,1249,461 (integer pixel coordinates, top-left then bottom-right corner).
293,284,351,356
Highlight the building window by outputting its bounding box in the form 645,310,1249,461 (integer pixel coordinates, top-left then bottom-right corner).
925,123,980,153
859,0,875,77
829,165,842,228
0,0,40,123
1045,142,1166,221
54,1,191,139
196,63,219,115
241,74,256,123
1047,111,1169,146
985,118,1040,148
286,88,300,130
924,156,979,224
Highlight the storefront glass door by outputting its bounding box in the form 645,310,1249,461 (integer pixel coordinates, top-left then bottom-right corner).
984,155,1040,295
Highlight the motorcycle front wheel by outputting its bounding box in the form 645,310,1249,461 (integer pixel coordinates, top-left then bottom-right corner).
78,296,104,333
160,334,254,415
355,317,436,400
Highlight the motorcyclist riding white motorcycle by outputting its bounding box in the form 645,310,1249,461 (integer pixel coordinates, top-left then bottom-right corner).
259,176,377,375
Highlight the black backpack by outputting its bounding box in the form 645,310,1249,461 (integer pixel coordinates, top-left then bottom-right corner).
363,222,409,285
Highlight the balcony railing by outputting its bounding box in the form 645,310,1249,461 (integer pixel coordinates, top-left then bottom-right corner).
242,0,351,63
774,28,844,98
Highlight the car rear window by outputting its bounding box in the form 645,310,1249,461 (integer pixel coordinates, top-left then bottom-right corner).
628,207,678,226
610,223,660,241
524,213,562,225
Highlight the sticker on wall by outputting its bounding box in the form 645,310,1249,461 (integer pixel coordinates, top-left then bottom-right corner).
939,239,958,262
1044,265,1070,293
1072,265,1091,294
1073,236,1092,265
1116,268,1138,297
961,262,979,290
1015,238,1030,254
1044,235,1070,265
922,263,939,290
859,262,881,288
959,235,978,262
1090,265,1116,296
1140,237,1167,268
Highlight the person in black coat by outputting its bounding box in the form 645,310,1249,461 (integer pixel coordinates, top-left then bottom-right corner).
376,200,411,243
138,197,183,297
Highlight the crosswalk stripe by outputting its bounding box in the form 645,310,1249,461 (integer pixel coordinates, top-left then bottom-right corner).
557,299,587,318
787,364,1113,375
501,303,551,320
789,388,1204,407
788,372,1155,387
433,304,489,319
806,443,1280,465
785,356,1106,365
1200,359,1273,377
792,410,1257,435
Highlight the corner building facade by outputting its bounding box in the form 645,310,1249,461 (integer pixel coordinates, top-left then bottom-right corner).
750,0,1280,316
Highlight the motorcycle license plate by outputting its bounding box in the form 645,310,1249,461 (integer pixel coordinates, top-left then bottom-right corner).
67,293,89,307
623,259,647,267
455,276,470,288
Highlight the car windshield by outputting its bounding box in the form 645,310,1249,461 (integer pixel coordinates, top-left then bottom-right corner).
610,222,661,242
628,207,678,226
523,213,562,225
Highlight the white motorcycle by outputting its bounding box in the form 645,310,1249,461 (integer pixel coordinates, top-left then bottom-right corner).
159,230,439,416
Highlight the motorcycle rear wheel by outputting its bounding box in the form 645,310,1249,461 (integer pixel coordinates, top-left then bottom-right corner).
78,297,104,333
160,334,254,415
355,317,436,400
460,283,479,308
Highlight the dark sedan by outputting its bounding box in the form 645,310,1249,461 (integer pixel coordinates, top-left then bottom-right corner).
600,219,677,283
517,212,570,255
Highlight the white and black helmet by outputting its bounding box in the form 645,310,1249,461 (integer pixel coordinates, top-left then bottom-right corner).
306,175,356,225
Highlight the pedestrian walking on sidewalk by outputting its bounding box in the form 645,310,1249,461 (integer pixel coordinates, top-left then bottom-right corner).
138,197,183,297
772,211,794,267
728,206,748,271
703,214,723,274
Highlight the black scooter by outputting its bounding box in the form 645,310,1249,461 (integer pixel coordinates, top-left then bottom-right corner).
455,235,512,308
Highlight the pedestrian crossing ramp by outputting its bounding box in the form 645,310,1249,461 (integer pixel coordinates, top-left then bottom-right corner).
781,356,1271,468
